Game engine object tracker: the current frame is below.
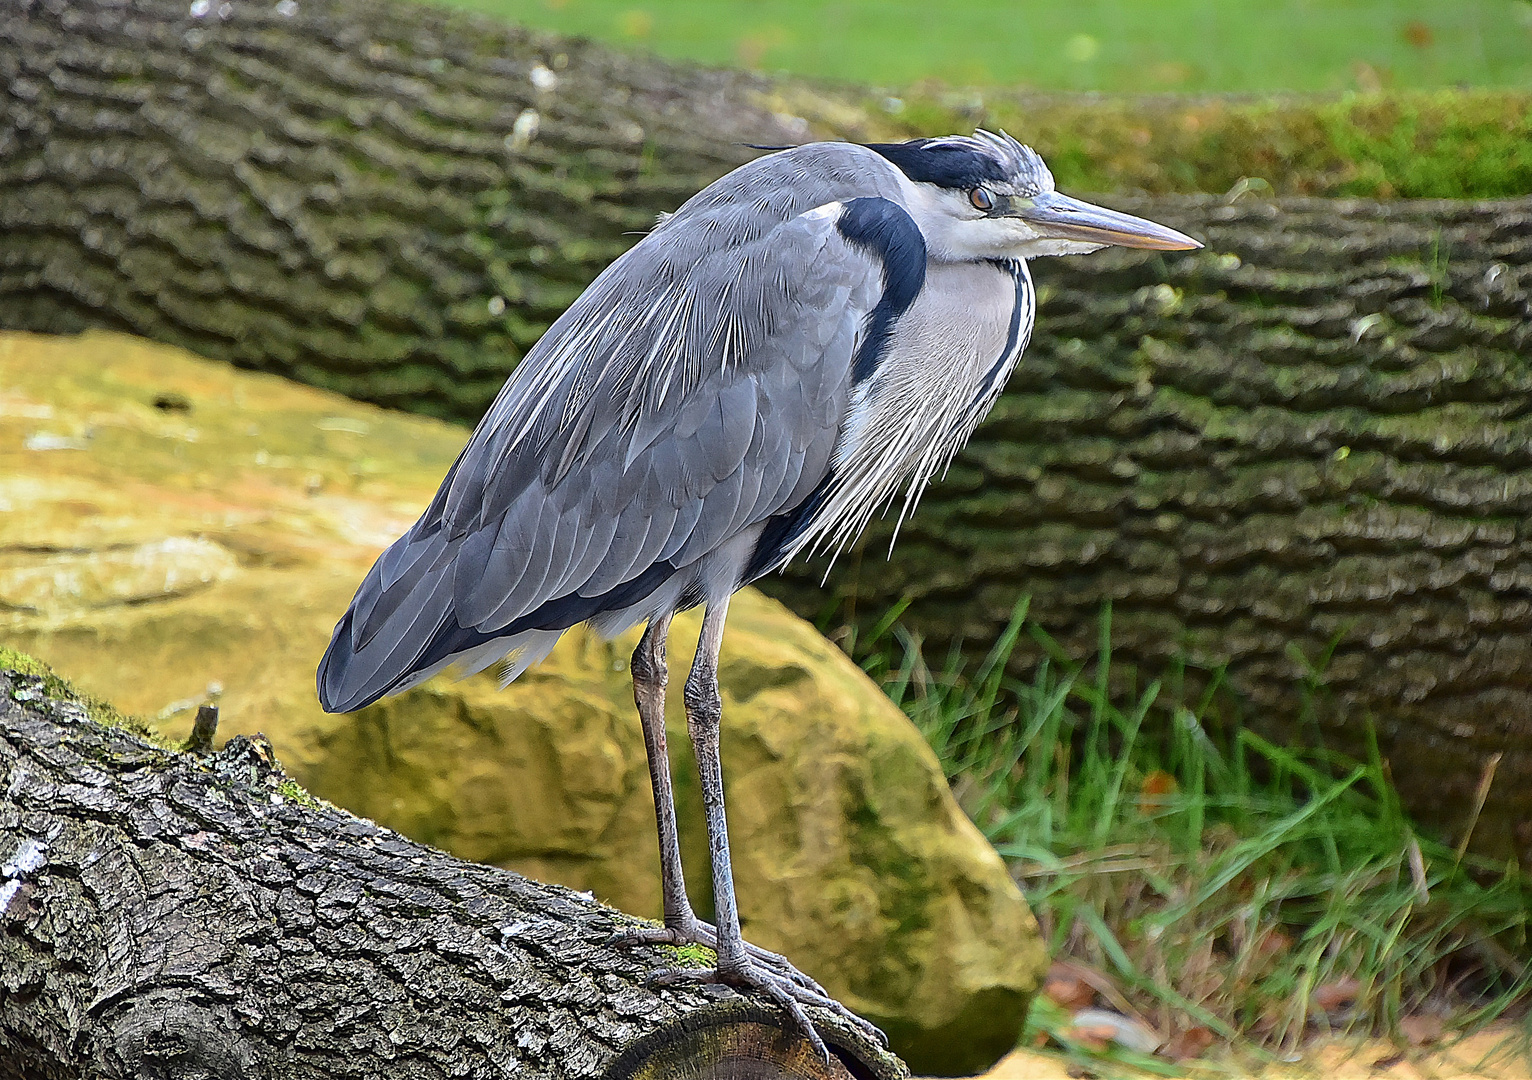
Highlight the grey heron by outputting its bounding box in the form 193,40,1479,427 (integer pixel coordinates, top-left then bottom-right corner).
317,130,1199,1057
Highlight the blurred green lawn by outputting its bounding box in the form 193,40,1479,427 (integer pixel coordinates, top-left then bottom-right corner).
435,0,1531,92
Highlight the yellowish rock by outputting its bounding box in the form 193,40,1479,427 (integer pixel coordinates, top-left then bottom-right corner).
0,330,1045,1072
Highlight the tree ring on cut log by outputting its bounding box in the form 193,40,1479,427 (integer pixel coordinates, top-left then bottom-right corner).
603,1002,899,1080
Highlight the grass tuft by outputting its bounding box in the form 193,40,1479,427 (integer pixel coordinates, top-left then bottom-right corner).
852,600,1531,1061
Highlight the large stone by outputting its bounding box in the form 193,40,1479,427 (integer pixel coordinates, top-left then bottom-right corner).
0,329,1045,1073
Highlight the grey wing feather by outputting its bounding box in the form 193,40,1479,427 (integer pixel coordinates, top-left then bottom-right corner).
579,499,657,596
671,465,747,567
318,143,910,712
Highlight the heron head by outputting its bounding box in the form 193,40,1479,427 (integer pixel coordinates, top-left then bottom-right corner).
867,130,1202,262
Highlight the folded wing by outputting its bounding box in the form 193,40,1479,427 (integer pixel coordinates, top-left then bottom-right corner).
318,145,917,712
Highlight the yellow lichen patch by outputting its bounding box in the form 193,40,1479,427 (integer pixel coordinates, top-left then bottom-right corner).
0,537,240,616
0,328,475,752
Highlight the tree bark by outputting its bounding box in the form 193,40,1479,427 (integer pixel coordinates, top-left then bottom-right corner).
4,0,1532,861
0,667,905,1079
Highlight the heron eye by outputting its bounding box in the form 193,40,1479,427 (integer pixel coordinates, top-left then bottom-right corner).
968,187,994,212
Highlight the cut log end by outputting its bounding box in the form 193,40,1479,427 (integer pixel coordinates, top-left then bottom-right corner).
609,1006,897,1080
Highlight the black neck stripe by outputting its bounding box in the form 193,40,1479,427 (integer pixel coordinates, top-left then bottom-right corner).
835,197,927,385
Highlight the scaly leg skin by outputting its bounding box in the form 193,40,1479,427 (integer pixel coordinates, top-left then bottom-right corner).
643,597,887,1059
609,613,835,1000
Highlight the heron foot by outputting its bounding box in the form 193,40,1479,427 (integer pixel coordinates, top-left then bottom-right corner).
609,918,829,998
649,956,885,1063
612,920,887,1051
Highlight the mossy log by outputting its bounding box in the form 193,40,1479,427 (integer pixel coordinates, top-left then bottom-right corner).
0,664,904,1079
3,0,1532,861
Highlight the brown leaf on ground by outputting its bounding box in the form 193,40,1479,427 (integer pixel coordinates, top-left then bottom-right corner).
1313,976,1362,1012
1044,959,1145,1024
1043,961,1097,1010
1161,1025,1215,1061
1399,1013,1444,1046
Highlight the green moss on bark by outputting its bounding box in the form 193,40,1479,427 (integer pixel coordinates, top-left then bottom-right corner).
0,645,149,737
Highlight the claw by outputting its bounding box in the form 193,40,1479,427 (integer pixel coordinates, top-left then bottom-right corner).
610,918,828,997
613,919,887,1050
649,960,832,1064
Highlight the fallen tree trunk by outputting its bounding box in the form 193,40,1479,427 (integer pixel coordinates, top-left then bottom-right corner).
0,665,903,1079
4,0,1532,861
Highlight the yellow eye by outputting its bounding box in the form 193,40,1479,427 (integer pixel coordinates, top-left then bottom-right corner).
969,187,994,212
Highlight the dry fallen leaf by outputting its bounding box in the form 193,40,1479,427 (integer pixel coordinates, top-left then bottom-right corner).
1138,769,1178,814
1161,1025,1215,1061
1043,961,1097,1011
1046,959,1143,1022
1256,926,1293,960
1402,20,1434,48
1313,976,1362,1012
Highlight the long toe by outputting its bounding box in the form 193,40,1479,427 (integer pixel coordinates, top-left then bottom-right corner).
611,919,829,998
607,924,690,949
769,976,888,1050
650,961,830,1063
740,940,830,997
648,958,887,1057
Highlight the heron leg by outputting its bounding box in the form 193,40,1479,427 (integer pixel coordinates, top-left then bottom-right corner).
683,597,748,974
643,595,886,1059
610,614,835,996
631,612,696,928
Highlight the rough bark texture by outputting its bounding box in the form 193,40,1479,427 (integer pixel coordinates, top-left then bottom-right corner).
0,667,905,1079
3,0,1531,860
